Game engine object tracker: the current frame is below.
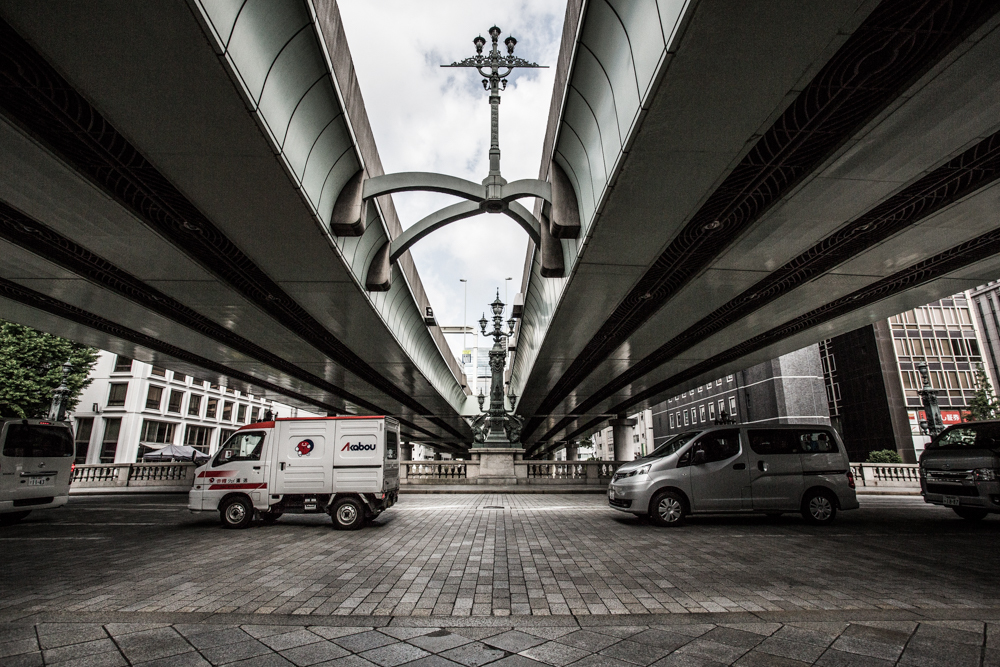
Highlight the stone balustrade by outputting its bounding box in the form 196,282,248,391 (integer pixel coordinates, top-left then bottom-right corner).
400,459,623,486
850,462,921,488
71,462,197,493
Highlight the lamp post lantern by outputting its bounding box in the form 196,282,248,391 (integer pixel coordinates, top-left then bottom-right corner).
469,290,523,447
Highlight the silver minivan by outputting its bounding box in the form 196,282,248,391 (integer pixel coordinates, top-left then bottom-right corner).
0,419,75,525
608,424,859,526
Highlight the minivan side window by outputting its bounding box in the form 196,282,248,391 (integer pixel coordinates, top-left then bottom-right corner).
692,429,741,463
928,423,1000,449
748,429,799,455
798,430,837,453
214,431,264,465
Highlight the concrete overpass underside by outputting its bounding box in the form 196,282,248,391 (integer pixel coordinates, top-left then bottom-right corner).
0,0,472,452
511,0,1000,456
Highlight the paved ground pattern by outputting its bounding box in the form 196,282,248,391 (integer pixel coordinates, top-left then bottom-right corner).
2,494,1000,665
3,615,1000,667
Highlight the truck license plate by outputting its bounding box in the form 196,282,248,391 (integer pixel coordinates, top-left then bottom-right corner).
943,495,960,506
25,477,47,486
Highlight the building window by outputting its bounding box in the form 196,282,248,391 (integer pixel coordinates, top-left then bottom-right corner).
709,403,715,421
219,428,236,448
74,417,94,464
205,398,218,419
237,405,247,423
716,379,722,386
184,425,212,453
167,390,183,413
188,394,202,417
100,418,122,463
727,375,734,382
729,396,738,417
698,385,703,393
145,385,163,410
700,405,706,422
718,400,724,416
192,377,207,388
107,383,128,407
250,407,259,423
669,414,675,428
222,402,233,421
113,355,133,373
683,410,689,426
151,366,166,377
173,373,188,384
210,383,219,391
139,420,175,456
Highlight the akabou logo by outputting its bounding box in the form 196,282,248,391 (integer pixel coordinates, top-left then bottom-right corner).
295,439,315,457
341,440,377,452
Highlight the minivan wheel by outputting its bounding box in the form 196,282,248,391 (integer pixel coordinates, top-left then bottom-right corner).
802,490,837,525
331,497,365,530
0,511,30,526
649,491,686,527
954,507,989,521
220,497,254,529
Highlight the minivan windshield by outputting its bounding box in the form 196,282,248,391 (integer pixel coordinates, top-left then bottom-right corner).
927,423,1000,450
644,431,700,459
2,423,74,458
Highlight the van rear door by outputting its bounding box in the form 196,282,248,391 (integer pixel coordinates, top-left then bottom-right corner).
334,419,381,492
1,421,74,504
383,421,399,491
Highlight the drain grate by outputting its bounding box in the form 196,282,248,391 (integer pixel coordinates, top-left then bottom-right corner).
482,506,505,509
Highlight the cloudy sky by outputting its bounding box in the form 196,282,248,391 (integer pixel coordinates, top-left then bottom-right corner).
338,1,566,358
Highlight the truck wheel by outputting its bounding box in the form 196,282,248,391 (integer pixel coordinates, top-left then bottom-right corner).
802,490,837,525
220,496,254,529
649,490,685,527
954,507,989,521
260,511,283,525
331,497,365,530
0,511,30,526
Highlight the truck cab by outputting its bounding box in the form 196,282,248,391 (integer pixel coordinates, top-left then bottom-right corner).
189,416,400,529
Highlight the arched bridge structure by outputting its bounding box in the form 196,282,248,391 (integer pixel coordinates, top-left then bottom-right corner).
509,0,1000,457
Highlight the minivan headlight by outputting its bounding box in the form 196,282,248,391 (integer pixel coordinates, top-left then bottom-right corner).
636,464,651,476
974,468,997,482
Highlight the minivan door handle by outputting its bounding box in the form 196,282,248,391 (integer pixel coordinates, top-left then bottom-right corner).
732,463,746,470
253,466,261,470
758,461,769,472
280,462,285,471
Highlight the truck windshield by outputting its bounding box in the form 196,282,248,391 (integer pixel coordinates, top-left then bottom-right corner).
2,423,74,457
214,431,264,465
927,423,1000,450
644,431,700,459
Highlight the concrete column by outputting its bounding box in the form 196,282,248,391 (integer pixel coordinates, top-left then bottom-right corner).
545,451,556,461
433,452,442,461
609,413,636,461
400,442,412,461
565,443,579,461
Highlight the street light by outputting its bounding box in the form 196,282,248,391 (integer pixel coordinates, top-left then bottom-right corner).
469,290,524,447
459,278,468,354
505,277,512,318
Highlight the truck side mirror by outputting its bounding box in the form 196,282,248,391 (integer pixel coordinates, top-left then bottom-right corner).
692,450,706,466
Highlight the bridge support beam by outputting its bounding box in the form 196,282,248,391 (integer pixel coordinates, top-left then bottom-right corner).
609,413,636,462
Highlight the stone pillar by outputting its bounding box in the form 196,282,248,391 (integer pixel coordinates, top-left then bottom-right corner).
609,413,636,461
565,443,579,461
545,451,555,461
433,451,442,461
400,442,413,461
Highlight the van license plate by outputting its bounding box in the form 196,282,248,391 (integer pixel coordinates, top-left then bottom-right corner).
943,495,960,506
25,477,47,486
608,489,614,500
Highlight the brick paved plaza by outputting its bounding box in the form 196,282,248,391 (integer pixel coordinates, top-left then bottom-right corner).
2,494,1000,666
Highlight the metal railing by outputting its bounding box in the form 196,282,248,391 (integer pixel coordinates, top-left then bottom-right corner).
71,462,196,491
850,462,920,487
524,461,623,481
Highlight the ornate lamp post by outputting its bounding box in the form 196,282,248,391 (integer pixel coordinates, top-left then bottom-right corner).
470,290,523,447
47,361,72,422
916,361,945,436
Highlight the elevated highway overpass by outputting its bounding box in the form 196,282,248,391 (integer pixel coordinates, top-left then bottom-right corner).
0,0,473,451
4,1,1000,460
511,0,1000,456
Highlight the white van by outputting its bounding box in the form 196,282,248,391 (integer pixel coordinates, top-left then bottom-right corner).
0,419,75,525
189,416,400,529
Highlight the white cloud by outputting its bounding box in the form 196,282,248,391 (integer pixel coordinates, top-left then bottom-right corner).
338,0,566,358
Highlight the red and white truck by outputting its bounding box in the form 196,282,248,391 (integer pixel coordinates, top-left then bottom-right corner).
188,416,399,529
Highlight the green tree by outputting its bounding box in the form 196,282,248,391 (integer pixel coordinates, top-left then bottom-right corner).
965,364,1000,422
0,320,99,419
